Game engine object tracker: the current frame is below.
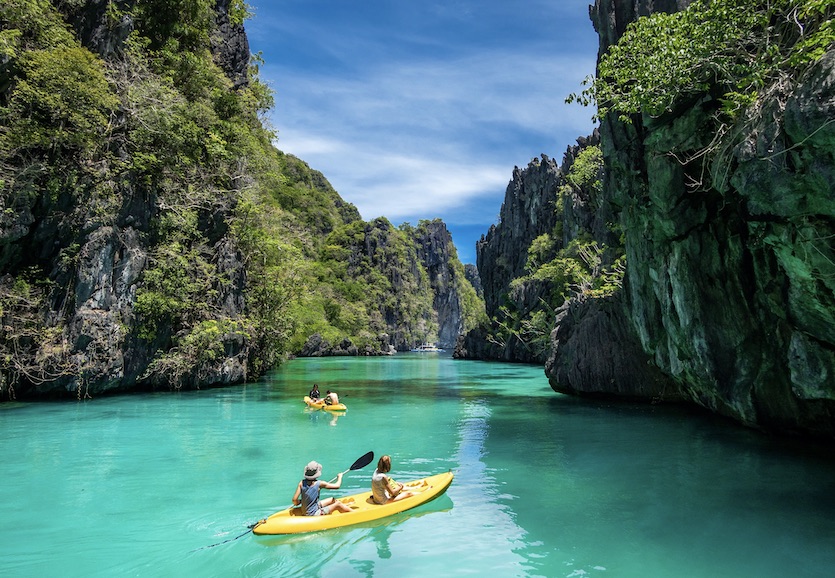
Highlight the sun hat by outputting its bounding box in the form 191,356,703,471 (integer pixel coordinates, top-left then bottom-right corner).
304,461,322,480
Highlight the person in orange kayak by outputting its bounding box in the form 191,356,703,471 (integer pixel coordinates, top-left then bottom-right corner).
371,455,415,504
293,461,352,516
324,390,339,405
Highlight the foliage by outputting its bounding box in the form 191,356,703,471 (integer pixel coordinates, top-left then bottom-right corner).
231,198,308,373
0,271,74,398
566,145,602,193
301,217,470,351
229,0,252,26
572,0,835,122
133,240,216,342
3,45,117,153
482,140,621,358
452,257,488,332
144,319,250,388
0,0,482,394
133,0,215,54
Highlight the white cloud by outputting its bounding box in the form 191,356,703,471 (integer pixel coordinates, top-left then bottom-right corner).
276,129,510,222
250,0,599,258
268,47,596,222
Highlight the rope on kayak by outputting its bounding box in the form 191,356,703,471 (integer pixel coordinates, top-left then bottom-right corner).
191,519,266,552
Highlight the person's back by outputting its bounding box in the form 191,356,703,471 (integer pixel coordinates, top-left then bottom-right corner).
370,454,414,504
292,460,353,516
371,469,389,504
299,480,321,515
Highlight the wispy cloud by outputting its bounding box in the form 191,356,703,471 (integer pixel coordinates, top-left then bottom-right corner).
247,0,599,261
268,49,596,221
284,138,512,223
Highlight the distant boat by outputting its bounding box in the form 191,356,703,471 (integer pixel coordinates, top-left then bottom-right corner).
410,343,445,352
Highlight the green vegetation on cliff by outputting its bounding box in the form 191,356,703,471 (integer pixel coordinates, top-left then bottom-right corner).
0,0,481,397
474,145,623,361
296,218,435,352
577,0,835,122
294,217,484,353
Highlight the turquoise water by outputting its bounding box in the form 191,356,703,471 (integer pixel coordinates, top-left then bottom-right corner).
2,355,834,577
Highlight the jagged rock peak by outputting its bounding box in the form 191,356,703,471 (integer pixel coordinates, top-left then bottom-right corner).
477,154,563,317
212,0,251,89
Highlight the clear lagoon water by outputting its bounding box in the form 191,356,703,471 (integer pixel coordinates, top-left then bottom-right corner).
2,354,834,577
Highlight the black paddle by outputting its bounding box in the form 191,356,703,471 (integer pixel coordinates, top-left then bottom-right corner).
327,450,375,483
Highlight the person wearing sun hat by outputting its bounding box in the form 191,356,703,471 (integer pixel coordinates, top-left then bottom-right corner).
292,460,352,516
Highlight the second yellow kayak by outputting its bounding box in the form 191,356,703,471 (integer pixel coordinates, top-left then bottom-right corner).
303,396,347,411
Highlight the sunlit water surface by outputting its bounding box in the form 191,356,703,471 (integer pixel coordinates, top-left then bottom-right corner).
2,355,834,577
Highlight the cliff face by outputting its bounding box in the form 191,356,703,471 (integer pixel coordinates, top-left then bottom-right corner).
456,155,560,362
461,0,835,438
0,1,258,398
413,220,468,349
459,136,635,365
544,0,835,438
301,218,480,355
0,1,366,398
478,154,562,317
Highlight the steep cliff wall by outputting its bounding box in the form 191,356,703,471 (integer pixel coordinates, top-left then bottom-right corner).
300,218,482,355
457,154,563,363
413,220,469,349
457,137,634,365
545,0,835,439
477,154,561,316
0,1,356,398
0,1,257,398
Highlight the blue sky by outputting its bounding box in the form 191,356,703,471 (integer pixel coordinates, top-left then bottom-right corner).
245,1,599,264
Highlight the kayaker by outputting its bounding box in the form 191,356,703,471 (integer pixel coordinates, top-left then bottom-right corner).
371,455,415,504
293,461,352,516
325,390,339,405
309,383,321,400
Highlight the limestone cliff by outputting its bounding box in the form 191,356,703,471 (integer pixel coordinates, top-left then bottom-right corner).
456,137,633,365
462,0,834,439
546,0,835,439
457,154,565,363
413,220,471,349
300,218,482,355
0,1,357,398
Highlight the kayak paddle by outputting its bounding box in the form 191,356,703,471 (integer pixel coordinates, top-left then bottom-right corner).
328,450,374,482
193,451,376,550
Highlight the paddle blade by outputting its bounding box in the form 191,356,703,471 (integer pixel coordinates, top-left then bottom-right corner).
349,451,374,471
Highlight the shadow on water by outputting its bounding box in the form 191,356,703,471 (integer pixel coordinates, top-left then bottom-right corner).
544,392,835,457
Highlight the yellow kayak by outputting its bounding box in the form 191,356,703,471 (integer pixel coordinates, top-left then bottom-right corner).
303,396,346,411
252,471,453,535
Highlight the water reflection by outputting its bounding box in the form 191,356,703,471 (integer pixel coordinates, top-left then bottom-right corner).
329,411,344,426
251,499,453,576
